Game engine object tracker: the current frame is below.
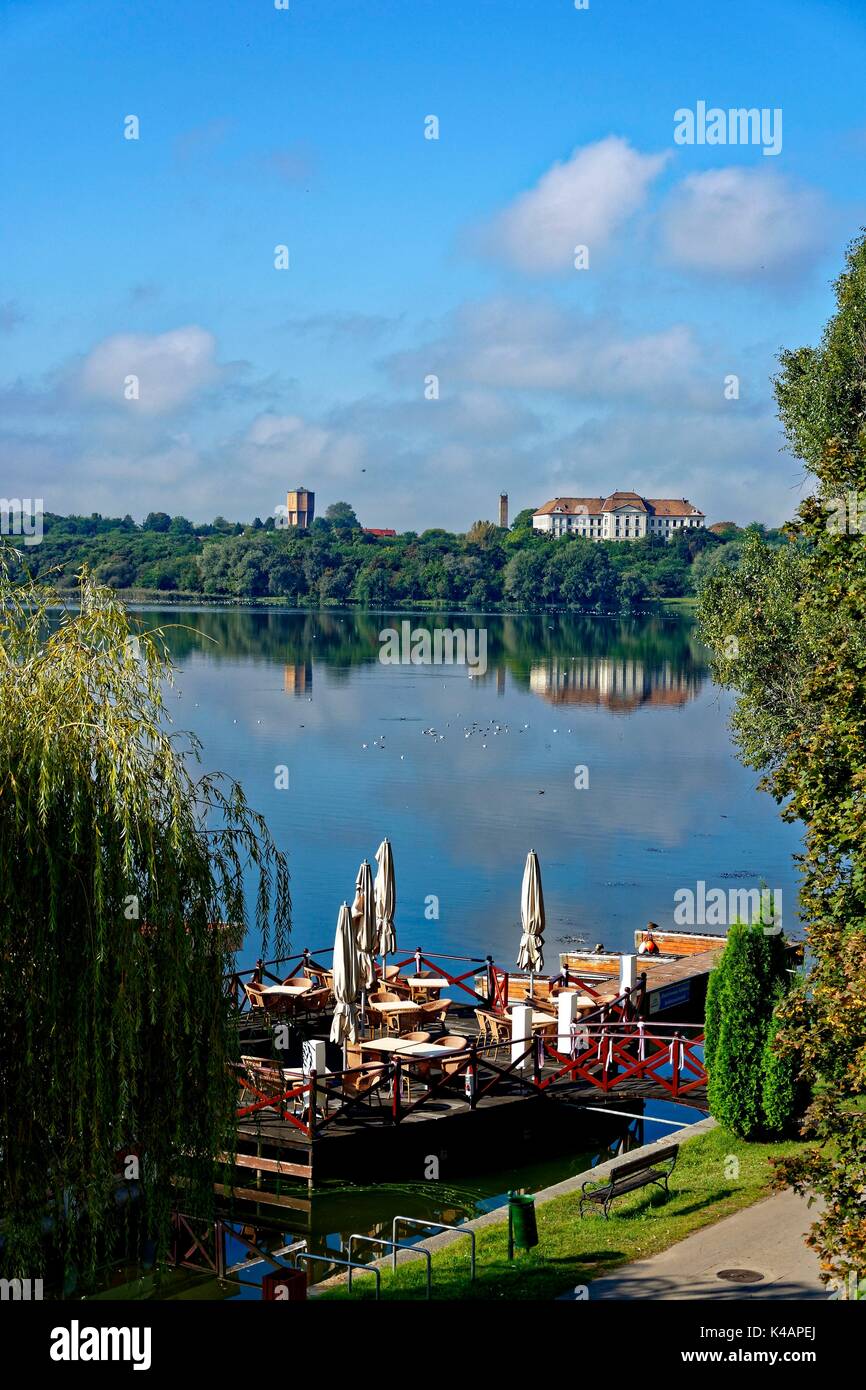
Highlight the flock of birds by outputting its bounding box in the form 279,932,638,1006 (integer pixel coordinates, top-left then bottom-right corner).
362,718,577,752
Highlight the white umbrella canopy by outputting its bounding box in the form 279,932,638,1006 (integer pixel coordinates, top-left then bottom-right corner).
352,859,377,990
517,849,545,975
330,902,360,1045
374,838,397,960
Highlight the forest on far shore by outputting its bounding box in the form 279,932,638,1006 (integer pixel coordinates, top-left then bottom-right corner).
7,502,791,609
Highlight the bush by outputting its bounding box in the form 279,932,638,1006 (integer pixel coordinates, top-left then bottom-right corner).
761,994,803,1136
705,920,793,1138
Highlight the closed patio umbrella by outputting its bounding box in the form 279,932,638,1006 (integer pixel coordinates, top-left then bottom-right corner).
518,849,545,983
330,902,360,1046
352,859,377,991
374,838,397,970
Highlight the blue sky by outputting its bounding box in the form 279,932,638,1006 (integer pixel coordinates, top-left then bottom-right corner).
2,0,865,529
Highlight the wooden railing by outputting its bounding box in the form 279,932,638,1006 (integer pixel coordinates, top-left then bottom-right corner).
539,1022,706,1099
231,1014,704,1142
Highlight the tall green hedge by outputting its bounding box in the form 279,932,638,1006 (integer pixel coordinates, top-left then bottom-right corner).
704,921,797,1138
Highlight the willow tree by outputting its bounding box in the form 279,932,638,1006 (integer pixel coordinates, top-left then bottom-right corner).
698,229,866,1289
0,558,290,1284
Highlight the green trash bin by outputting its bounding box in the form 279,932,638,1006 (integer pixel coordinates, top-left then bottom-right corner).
508,1191,538,1252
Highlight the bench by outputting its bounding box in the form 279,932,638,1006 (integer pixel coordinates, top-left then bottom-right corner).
579,1144,679,1219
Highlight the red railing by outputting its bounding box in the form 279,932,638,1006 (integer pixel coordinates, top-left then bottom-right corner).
539,1022,706,1097
226,949,334,1012
389,949,491,1006
230,1021,706,1154
233,1063,316,1137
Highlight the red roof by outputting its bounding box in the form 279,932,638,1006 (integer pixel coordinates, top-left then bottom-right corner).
364,528,397,537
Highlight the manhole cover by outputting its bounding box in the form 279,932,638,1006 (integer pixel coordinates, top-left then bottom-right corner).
717,1268,764,1283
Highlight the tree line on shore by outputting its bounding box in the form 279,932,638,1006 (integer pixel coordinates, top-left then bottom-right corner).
13,502,789,608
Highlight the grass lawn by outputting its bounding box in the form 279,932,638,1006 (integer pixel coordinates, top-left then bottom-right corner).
317,1128,806,1301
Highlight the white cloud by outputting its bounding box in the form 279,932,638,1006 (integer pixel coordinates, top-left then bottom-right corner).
482,137,669,273
79,326,221,414
386,298,709,406
240,412,367,485
661,167,828,279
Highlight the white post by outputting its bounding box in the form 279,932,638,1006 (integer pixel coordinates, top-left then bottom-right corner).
557,990,578,1054
511,1003,533,1071
302,1038,326,1074
619,953,637,994
303,1039,327,1109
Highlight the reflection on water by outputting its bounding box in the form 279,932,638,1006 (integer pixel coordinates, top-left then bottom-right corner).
95,1120,664,1299
529,657,701,712
140,606,802,965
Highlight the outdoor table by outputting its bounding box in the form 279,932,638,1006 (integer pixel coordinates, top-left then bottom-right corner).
403,976,450,989
261,983,312,996
358,1038,464,1057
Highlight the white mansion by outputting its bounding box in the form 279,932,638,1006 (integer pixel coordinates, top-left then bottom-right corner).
532,491,705,541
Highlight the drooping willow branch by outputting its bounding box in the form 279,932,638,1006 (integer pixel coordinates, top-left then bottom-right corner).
0,551,291,1283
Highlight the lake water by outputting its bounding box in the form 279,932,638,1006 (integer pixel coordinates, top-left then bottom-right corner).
112,606,803,1296
147,606,803,968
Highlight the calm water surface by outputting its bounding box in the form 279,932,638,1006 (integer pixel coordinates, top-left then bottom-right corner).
147,606,802,966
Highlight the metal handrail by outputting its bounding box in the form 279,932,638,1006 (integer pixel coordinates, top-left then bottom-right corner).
347,1234,431,1299
392,1217,476,1281
290,1251,381,1299
225,1237,307,1277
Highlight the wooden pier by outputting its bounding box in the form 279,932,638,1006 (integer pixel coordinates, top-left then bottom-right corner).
216,937,736,1207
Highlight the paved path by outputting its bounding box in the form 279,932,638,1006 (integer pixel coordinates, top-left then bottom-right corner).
560,1188,826,1300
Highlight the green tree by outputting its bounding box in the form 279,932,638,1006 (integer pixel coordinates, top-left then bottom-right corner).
504,549,548,607
0,558,289,1282
325,501,359,528
761,996,803,1137
698,229,866,1285
704,921,790,1138
94,553,136,589
466,520,499,547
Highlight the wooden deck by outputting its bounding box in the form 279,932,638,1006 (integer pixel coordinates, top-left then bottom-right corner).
229,1006,707,1207
221,941,736,1208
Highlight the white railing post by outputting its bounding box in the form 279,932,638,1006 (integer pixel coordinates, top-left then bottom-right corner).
557,990,578,1054
511,1003,533,1072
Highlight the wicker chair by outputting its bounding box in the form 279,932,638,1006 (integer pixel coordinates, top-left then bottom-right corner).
438,1035,471,1081
474,1009,493,1044
341,1045,388,1110
416,999,452,1032
243,981,268,1013
379,965,413,999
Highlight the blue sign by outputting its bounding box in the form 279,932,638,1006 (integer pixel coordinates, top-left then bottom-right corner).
648,980,692,1014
